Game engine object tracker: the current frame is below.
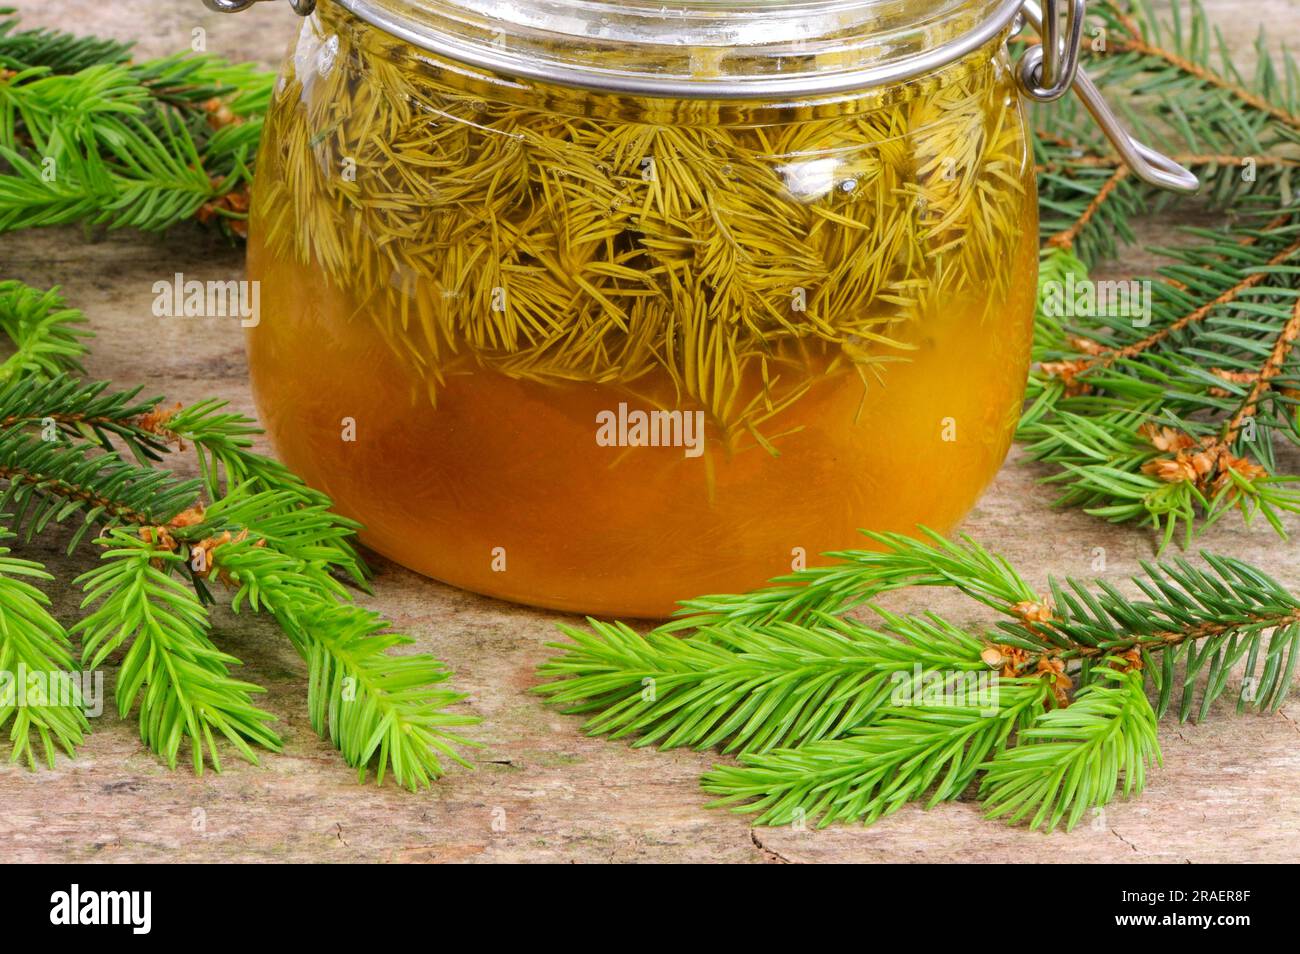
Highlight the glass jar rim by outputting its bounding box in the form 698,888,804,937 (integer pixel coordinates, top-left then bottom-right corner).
329,0,1023,99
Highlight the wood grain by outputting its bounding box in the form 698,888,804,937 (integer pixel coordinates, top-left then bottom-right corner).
1,0,1298,863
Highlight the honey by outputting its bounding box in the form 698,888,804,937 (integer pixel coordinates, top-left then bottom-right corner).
246,0,1039,616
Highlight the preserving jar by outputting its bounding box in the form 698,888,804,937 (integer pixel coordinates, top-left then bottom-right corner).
213,0,1197,616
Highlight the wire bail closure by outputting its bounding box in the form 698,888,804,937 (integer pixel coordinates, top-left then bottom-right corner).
1015,0,1199,193
202,0,314,15
203,0,1197,194
1018,0,1086,101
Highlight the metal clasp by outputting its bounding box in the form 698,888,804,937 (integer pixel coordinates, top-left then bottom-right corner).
1017,0,1199,193
203,0,314,15
1019,0,1085,101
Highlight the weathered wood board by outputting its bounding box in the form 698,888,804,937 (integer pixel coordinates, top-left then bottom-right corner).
1,0,1297,862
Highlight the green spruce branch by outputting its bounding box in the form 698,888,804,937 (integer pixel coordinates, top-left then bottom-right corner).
75,532,281,774
978,670,1160,832
0,280,89,382
703,677,1053,828
0,423,200,549
0,10,133,75
0,277,476,787
0,7,274,237
540,529,1300,830
537,611,992,756
0,534,87,768
210,531,477,786
1022,0,1300,543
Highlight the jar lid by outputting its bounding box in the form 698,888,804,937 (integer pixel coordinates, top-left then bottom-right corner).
207,0,1200,193
332,0,1024,98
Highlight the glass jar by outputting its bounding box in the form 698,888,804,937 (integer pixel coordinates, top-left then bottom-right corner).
229,0,1194,617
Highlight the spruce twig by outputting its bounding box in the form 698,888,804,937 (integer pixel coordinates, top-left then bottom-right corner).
0,533,88,768
703,678,1053,828
0,8,273,237
0,278,476,785
0,280,89,382
75,532,282,774
540,529,1300,830
978,670,1160,832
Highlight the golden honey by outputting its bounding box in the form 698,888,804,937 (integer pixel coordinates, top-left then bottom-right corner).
247,0,1039,616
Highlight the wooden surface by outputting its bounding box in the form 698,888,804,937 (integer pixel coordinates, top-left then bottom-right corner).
2,0,1299,863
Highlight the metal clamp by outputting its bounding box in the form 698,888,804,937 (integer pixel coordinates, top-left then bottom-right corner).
202,0,314,15
1017,0,1199,193
1020,0,1085,101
